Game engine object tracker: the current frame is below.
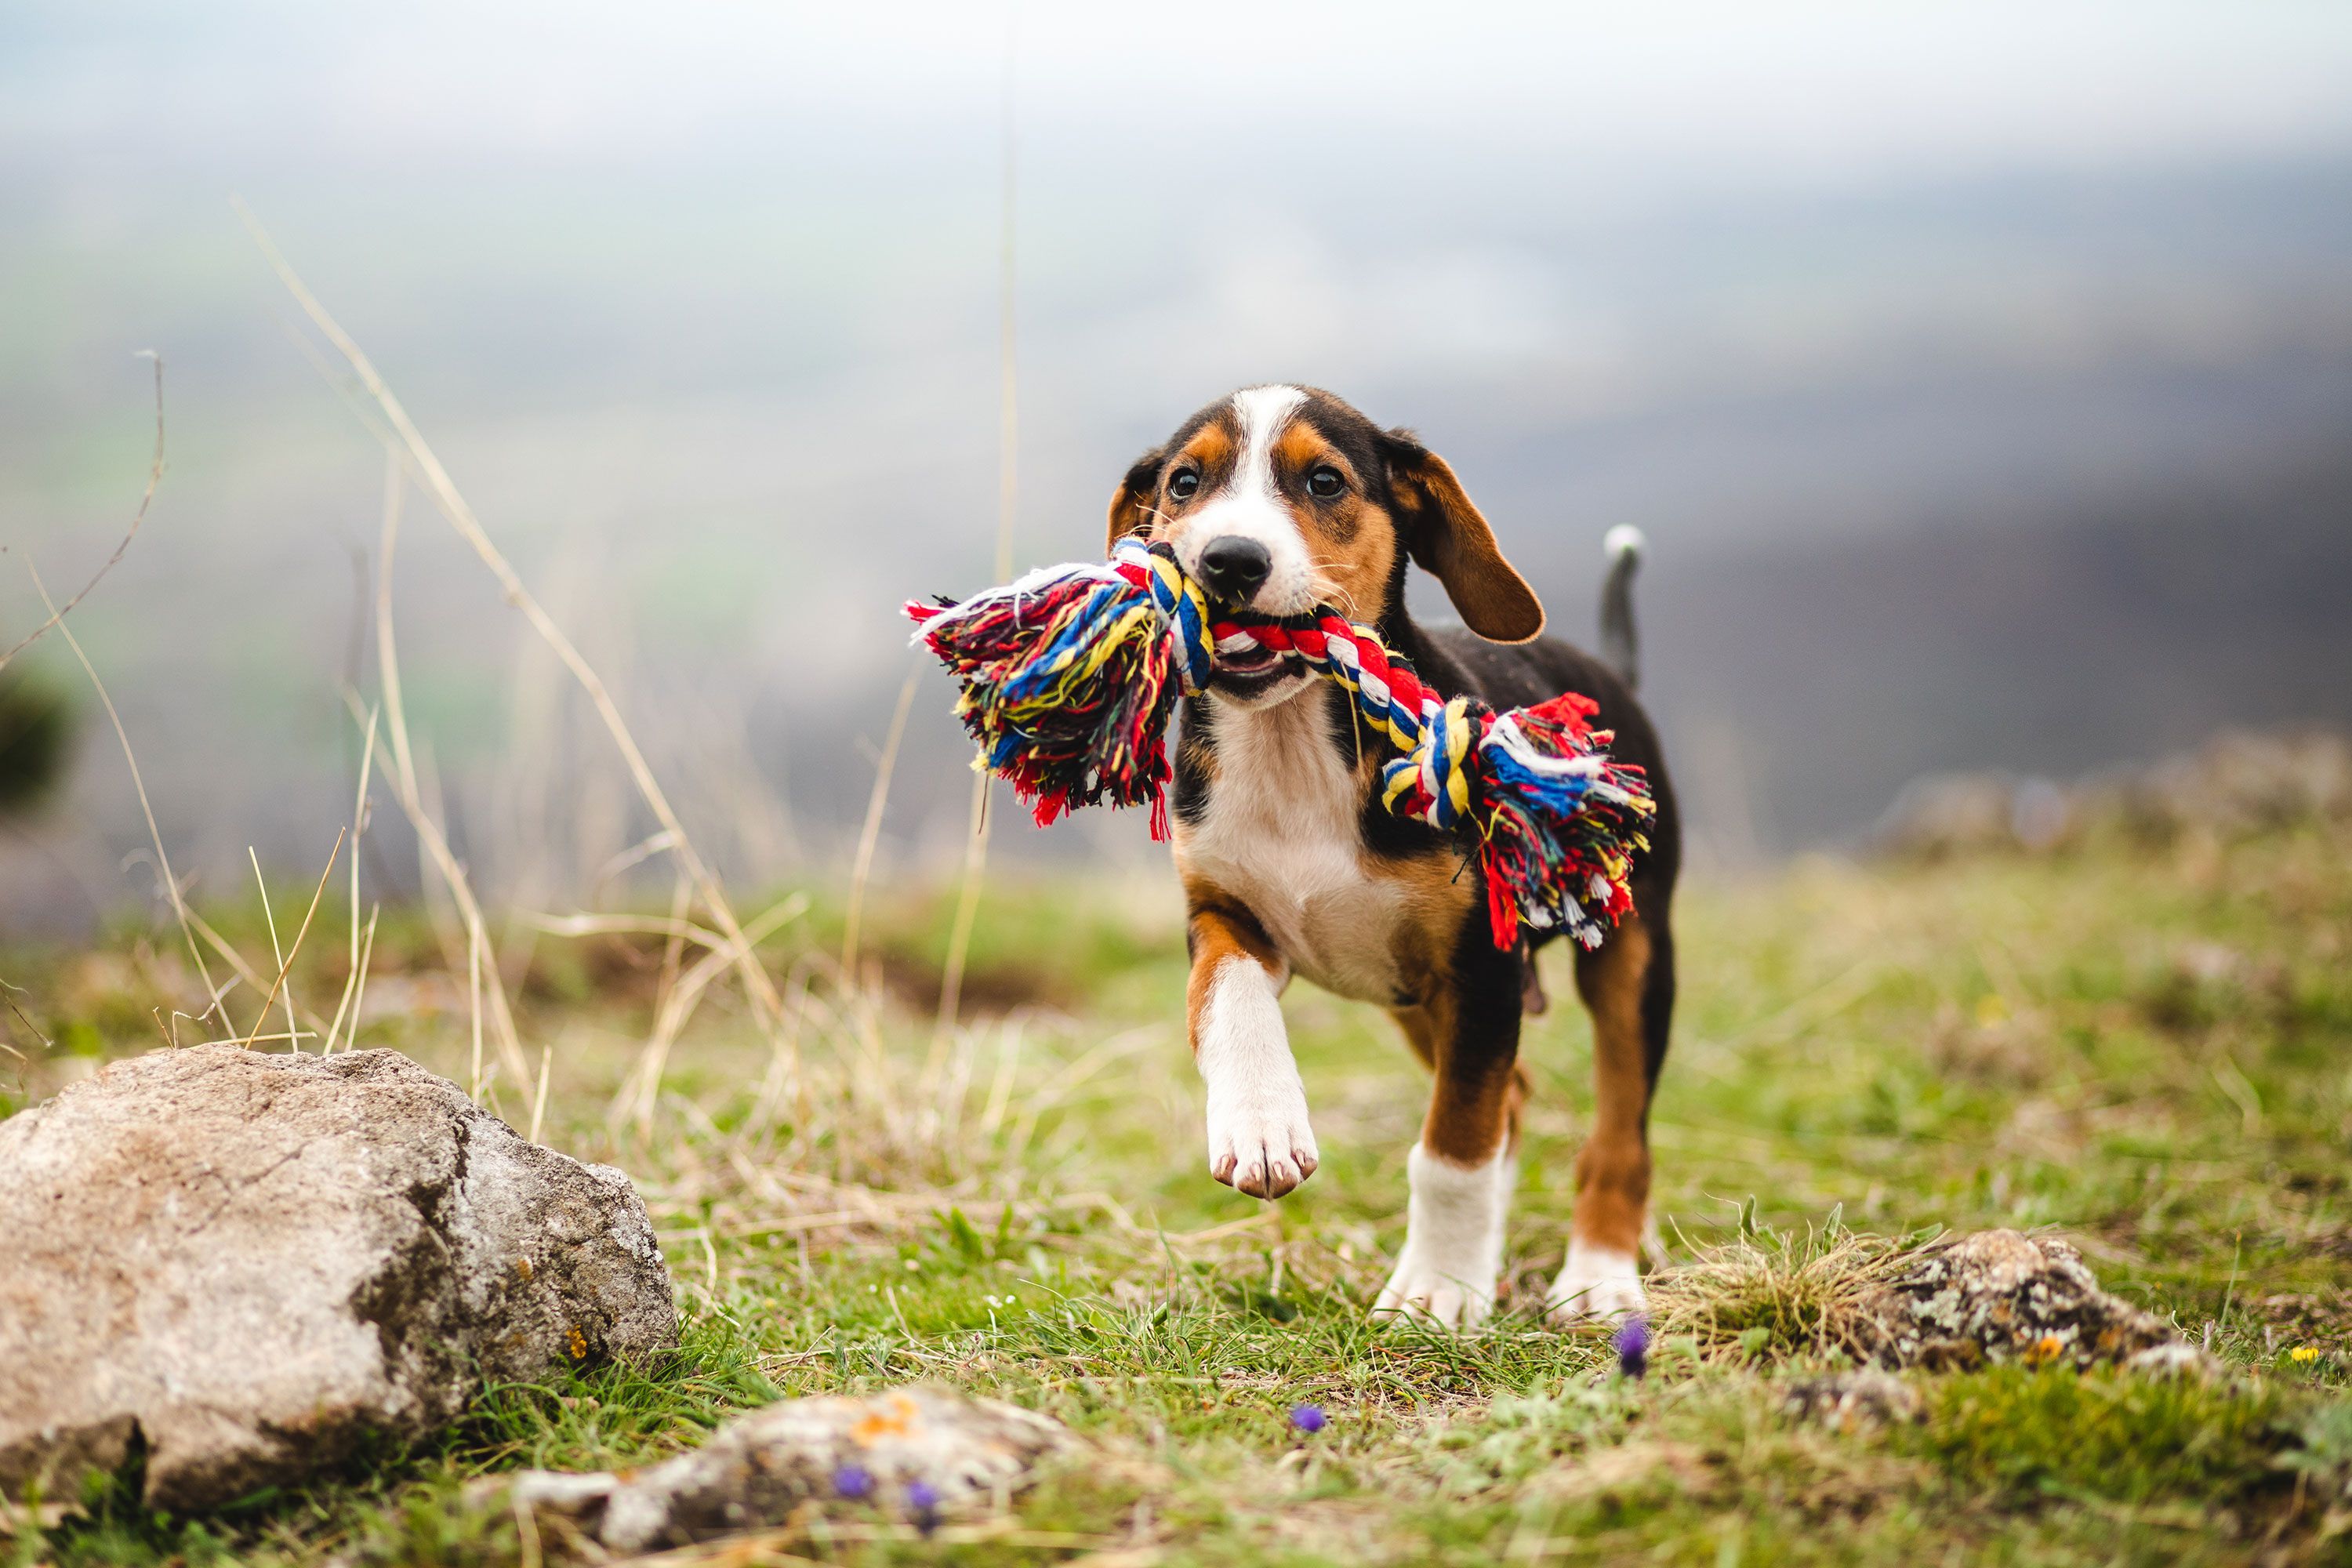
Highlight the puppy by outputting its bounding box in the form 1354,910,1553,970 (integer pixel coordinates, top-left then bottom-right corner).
1108,385,1681,1326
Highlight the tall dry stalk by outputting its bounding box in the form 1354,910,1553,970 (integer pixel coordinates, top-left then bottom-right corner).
935,22,1022,1042
27,565,232,1033
361,451,532,1092
0,354,165,677
238,201,789,1049
318,707,380,1054
840,664,920,984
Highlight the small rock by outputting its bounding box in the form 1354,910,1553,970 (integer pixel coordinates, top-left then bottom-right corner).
1780,1370,1923,1431
1875,728,2352,859
499,1386,1066,1552
1860,1229,2190,1371
0,1046,677,1510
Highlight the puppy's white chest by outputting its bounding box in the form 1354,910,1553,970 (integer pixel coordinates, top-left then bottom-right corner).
1178,699,1404,1003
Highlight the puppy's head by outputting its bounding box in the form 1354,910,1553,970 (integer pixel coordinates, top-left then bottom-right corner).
1108,385,1542,707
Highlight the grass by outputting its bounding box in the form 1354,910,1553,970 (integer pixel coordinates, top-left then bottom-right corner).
4,818,2350,1566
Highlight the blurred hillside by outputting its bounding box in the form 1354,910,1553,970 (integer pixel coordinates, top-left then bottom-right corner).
2,5,2350,929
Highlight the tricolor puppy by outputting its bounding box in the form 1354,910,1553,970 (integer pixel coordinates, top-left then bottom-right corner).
1108,385,1681,1326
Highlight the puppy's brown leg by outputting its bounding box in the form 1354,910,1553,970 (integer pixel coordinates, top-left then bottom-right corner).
1374,933,1526,1328
1186,901,1316,1200
1548,909,1673,1319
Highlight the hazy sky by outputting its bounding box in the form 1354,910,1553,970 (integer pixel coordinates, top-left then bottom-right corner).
9,2,2352,187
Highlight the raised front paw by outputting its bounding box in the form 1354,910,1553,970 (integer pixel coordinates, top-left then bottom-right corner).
1545,1241,1646,1323
1206,1083,1319,1200
1373,1241,1496,1330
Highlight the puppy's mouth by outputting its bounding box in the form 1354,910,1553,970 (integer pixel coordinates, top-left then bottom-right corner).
1208,631,1305,696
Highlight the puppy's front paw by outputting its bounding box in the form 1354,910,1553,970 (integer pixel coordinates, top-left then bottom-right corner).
1206,1083,1319,1200
1545,1242,1646,1322
1373,1242,1495,1330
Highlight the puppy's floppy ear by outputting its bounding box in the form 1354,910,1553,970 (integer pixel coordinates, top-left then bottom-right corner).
1382,429,1544,643
1105,443,1167,554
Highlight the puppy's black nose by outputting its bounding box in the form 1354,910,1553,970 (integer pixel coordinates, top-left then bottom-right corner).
1198,535,1272,604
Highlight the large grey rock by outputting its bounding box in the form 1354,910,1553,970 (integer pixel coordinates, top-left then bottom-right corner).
0,1046,677,1510
499,1386,1067,1552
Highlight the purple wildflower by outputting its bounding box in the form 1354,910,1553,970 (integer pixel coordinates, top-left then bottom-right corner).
1288,1403,1328,1434
1613,1314,1650,1380
906,1478,942,1534
831,1463,873,1500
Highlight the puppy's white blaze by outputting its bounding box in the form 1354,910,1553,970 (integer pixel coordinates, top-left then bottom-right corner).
1374,1143,1514,1328
1178,384,1314,615
1197,953,1317,1198
1228,384,1305,503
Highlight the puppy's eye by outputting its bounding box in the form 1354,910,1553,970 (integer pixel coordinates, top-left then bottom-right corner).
1167,470,1200,501
1307,466,1346,499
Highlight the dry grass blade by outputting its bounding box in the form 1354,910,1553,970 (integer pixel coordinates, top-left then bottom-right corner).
0,978,51,1061
27,564,230,1032
357,456,531,1091
528,1042,554,1145
249,846,299,1054
590,829,680,895
236,828,347,1050
322,905,379,1054
524,911,731,950
613,892,810,1135
840,662,920,982
319,706,381,1054
343,907,380,1053
934,775,993,1046
467,907,485,1101
238,201,787,1044
196,1029,315,1049
0,354,165,676
183,909,336,1037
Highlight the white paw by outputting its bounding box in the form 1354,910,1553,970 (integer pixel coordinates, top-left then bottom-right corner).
1546,1242,1646,1322
1196,953,1316,1200
1206,1080,1318,1200
1374,1241,1495,1329
1371,1144,1512,1330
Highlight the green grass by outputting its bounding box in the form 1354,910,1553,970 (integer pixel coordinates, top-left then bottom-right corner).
4,823,2350,1565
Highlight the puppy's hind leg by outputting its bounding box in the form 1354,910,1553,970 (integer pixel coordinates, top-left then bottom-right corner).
1375,938,1526,1330
1548,911,1672,1321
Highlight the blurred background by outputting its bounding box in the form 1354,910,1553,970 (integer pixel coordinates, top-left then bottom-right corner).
5,1,2350,935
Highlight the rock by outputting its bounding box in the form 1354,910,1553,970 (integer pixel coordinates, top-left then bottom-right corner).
1780,1370,1922,1431
1860,1229,2187,1371
1874,772,2071,860
1874,728,2352,860
0,1046,677,1510
499,1386,1067,1552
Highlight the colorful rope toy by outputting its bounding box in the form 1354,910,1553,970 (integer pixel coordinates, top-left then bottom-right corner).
906,539,1656,950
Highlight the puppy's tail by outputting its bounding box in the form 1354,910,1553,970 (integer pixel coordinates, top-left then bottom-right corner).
1598,524,1646,694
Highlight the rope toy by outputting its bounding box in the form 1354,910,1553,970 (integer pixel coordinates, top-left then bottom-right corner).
906,539,1655,949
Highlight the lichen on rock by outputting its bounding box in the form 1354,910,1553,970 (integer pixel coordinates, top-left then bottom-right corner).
1860,1229,2188,1371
